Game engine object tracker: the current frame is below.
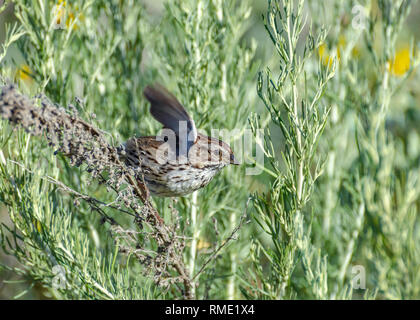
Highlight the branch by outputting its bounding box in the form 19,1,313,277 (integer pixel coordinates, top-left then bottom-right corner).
192,198,250,281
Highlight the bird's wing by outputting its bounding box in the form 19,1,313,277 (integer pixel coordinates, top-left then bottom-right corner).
143,84,197,156
144,85,197,141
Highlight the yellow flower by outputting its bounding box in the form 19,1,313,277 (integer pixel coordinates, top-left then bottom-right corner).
32,218,43,233
337,35,346,60
197,239,211,250
15,64,33,84
351,46,361,59
36,220,42,233
66,11,77,29
389,47,411,76
54,0,66,25
318,35,360,67
318,43,335,67
318,38,342,67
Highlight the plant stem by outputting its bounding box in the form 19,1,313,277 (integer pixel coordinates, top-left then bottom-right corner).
331,202,365,299
294,83,304,203
227,209,237,299
287,3,304,204
188,190,199,297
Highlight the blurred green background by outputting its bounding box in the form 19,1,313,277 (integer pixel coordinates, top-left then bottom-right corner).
1,0,420,299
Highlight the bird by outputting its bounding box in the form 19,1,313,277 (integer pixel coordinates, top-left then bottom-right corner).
122,85,238,197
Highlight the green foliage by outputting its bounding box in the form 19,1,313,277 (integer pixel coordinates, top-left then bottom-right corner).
241,0,420,300
153,0,258,299
241,0,335,299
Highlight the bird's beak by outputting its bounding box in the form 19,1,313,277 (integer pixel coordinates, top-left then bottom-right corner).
230,153,239,165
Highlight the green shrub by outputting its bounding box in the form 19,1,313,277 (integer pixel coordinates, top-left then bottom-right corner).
0,0,419,299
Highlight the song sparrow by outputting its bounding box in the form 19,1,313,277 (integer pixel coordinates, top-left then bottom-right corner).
123,85,238,197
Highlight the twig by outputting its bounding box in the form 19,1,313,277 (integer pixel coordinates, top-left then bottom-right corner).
8,159,134,219
192,198,250,281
